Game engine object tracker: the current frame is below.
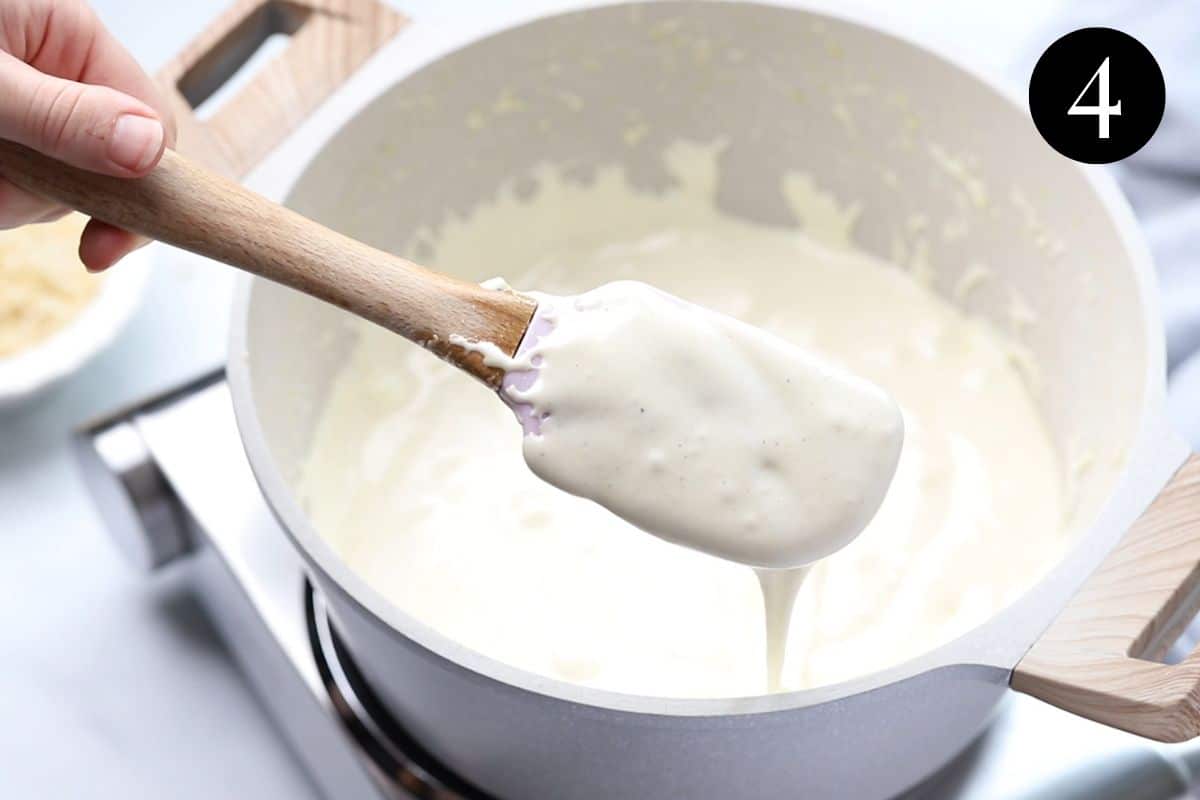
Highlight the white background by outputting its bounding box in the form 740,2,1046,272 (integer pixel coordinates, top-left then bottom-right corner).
10,1,1165,798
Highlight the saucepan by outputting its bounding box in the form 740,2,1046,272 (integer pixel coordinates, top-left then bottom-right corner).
178,0,1200,796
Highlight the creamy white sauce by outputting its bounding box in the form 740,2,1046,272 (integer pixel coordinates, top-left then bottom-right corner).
756,567,810,691
496,281,903,571
299,143,1066,697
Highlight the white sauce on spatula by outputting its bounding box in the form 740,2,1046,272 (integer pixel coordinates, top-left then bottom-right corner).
484,281,904,690
502,281,904,571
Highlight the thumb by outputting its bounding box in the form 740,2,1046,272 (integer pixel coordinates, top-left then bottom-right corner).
0,51,165,177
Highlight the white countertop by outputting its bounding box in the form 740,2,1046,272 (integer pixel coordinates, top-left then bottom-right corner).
3,2,1172,798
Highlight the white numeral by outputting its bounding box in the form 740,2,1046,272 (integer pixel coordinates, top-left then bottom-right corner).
1068,57,1122,139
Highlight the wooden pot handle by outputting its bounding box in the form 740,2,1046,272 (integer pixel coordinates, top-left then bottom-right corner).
1013,453,1200,742
157,0,405,176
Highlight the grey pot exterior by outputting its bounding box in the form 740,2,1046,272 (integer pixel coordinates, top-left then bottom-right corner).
326,570,1007,799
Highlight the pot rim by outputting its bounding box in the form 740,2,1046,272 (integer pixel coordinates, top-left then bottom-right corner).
227,0,1185,718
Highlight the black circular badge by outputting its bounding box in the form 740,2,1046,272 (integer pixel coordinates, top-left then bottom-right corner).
1028,27,1164,164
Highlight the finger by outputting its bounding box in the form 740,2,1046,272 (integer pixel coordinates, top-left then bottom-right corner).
0,51,165,177
0,176,59,228
79,13,178,147
79,218,146,272
13,0,176,146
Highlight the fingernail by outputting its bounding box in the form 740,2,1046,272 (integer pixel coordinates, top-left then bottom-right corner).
108,114,163,173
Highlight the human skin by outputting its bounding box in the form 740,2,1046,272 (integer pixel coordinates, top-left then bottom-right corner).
0,0,176,270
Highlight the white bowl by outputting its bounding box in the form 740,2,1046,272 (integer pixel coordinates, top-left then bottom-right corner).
0,246,151,410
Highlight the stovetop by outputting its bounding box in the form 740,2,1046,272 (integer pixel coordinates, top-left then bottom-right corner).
73,370,1200,800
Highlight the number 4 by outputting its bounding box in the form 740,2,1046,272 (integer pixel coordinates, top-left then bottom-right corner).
1068,57,1122,139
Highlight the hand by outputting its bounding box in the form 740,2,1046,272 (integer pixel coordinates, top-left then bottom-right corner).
0,0,176,270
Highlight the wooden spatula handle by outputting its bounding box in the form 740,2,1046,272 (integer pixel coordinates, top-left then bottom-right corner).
0,139,535,387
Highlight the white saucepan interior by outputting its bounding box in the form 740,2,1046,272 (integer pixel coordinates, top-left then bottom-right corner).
242,1,1154,695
